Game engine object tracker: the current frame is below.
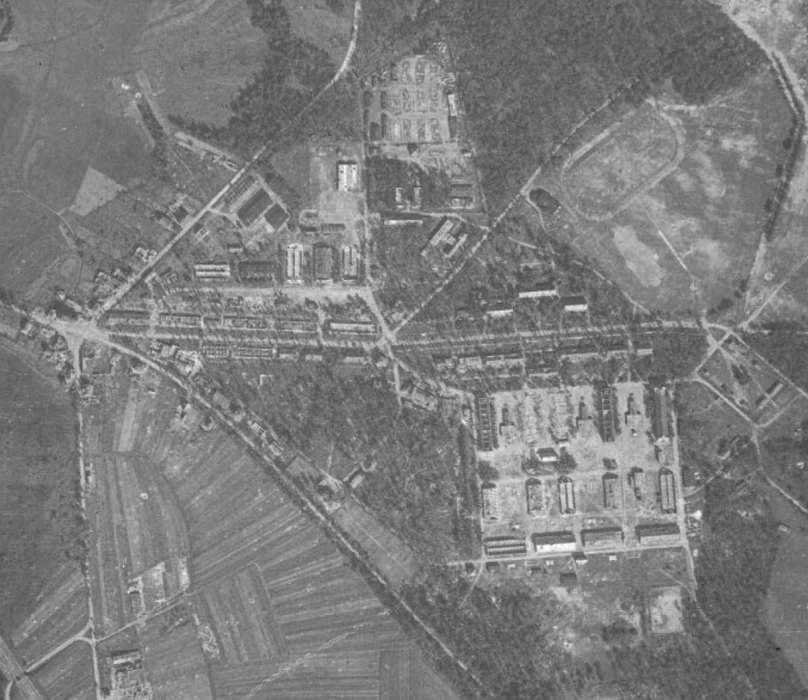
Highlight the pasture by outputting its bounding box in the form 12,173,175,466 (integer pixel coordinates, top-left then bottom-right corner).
31,642,94,700
83,374,190,637
11,561,87,667
81,363,464,699
134,0,266,127
0,342,78,632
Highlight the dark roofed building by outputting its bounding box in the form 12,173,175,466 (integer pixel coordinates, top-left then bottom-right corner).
237,188,272,226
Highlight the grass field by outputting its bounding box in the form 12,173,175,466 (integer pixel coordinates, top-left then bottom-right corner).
83,373,191,637
530,69,792,314
562,104,679,219
135,0,266,127
11,561,87,667
30,642,94,700
80,362,464,698
0,341,79,633
283,0,352,65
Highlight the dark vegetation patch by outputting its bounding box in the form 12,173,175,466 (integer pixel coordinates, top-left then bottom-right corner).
0,195,67,299
0,0,12,42
634,330,708,382
211,359,479,559
170,0,338,154
744,328,808,391
0,344,83,632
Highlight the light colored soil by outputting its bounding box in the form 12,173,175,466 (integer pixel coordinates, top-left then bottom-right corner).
612,224,663,287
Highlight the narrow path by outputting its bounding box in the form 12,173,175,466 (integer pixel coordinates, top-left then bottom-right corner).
25,624,92,674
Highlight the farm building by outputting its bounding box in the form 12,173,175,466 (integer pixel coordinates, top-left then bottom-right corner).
484,535,527,558
194,262,231,279
336,161,359,191
446,91,458,117
327,319,377,335
264,203,288,232
236,188,272,226
474,393,498,451
341,245,360,279
635,522,680,546
558,476,576,514
481,482,500,520
285,245,304,282
421,217,467,260
485,302,513,319
659,468,677,514
561,295,589,313
581,527,624,548
537,447,559,464
531,531,576,553
518,282,558,300
237,260,275,282
449,182,474,209
559,572,578,588
596,383,618,442
652,387,671,439
634,336,654,357
314,243,335,281
602,473,619,509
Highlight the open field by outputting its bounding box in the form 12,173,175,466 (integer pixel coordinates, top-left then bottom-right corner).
530,70,792,314
561,104,679,220
135,0,266,127
0,194,71,300
0,342,79,632
11,562,87,667
283,0,352,65
80,361,463,698
30,642,93,700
